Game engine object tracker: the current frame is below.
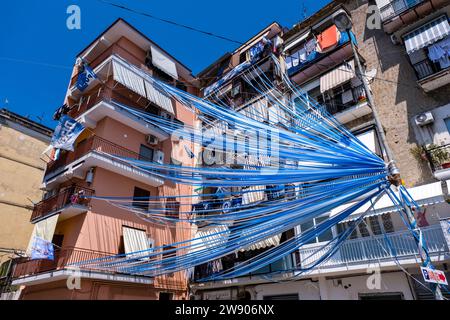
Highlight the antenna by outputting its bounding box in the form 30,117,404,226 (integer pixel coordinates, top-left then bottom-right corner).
300,3,308,22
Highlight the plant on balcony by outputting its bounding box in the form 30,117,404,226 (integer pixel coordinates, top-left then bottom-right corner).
409,144,428,162
427,144,450,169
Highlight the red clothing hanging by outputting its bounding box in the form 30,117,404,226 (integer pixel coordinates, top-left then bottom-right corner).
317,25,339,52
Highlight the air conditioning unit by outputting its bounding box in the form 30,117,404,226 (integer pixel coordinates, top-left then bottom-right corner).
153,150,164,164
415,112,434,126
146,134,159,145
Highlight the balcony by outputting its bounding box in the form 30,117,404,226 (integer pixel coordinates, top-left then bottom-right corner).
298,224,447,274
43,135,164,189
67,95,168,141
424,143,450,180
323,85,372,124
11,247,155,287
379,0,447,34
287,31,355,86
30,185,94,223
413,58,450,92
192,252,295,282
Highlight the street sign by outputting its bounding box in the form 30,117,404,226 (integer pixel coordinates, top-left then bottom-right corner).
420,267,448,285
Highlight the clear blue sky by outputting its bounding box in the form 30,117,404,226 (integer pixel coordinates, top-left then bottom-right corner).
0,0,331,128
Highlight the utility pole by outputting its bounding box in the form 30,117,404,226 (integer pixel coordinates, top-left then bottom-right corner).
333,11,444,300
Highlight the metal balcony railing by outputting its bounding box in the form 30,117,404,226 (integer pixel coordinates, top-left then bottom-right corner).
45,135,154,176
30,185,94,222
424,143,450,172
11,247,115,279
379,0,424,22
299,224,447,269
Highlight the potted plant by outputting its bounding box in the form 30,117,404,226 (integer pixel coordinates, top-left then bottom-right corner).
427,144,450,169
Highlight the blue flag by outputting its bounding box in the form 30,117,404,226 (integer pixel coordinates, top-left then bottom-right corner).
31,237,54,261
51,115,85,151
76,61,97,91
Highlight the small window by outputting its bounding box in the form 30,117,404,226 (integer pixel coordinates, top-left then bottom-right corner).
299,216,333,244
139,144,154,162
165,197,180,218
368,216,382,235
382,213,395,233
358,222,370,237
133,187,150,211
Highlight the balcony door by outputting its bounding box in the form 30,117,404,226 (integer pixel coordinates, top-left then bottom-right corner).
132,187,150,211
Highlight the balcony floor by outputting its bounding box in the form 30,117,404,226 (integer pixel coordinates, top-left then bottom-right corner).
43,151,164,190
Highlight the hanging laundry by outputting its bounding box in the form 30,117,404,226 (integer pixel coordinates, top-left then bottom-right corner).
305,38,317,55
317,25,339,53
428,37,450,69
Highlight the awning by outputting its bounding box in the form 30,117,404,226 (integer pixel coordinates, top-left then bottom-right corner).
190,225,230,253
333,182,446,223
404,15,450,55
242,186,265,205
320,60,355,93
239,98,268,121
122,226,152,258
150,45,178,80
112,58,174,114
240,232,281,252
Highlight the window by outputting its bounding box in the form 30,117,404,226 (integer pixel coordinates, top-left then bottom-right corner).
139,144,154,162
159,292,174,300
299,215,333,244
445,118,450,134
166,197,180,218
368,216,382,235
381,213,394,233
358,222,370,237
133,187,150,211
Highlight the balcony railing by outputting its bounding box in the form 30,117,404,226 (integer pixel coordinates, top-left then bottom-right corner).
412,57,450,81
324,85,367,116
192,252,295,281
379,0,424,22
12,247,116,279
45,135,154,176
31,185,94,222
299,224,447,269
424,143,450,172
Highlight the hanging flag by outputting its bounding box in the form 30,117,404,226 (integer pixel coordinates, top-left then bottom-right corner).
76,59,98,91
51,115,85,151
30,236,54,261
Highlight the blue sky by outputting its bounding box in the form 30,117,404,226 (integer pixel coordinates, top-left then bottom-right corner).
0,0,331,128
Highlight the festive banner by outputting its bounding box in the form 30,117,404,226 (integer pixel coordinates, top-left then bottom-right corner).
30,236,54,261
51,115,85,151
76,60,98,91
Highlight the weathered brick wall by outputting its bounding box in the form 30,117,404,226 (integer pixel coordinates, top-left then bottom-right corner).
344,0,450,187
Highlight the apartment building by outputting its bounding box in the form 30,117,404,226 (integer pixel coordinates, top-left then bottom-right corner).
9,19,197,300
190,2,450,300
0,109,52,299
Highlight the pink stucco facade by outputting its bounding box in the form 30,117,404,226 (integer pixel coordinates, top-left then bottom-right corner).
16,19,197,300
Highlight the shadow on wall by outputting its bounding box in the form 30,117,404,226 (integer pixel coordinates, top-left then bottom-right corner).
346,0,450,185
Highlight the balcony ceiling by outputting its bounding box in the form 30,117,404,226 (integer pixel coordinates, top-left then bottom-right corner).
43,151,164,190
78,100,169,140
